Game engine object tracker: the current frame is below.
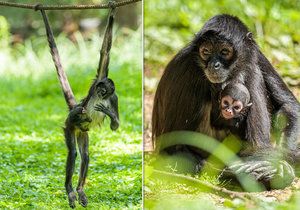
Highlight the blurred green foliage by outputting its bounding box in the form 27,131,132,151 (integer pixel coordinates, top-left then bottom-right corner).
145,0,300,77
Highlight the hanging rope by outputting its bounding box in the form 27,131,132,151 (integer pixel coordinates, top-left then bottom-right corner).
0,0,140,10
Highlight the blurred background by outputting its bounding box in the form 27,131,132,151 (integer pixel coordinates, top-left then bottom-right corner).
144,0,300,209
0,0,142,209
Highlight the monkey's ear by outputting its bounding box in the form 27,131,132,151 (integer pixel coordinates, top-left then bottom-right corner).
246,32,253,40
107,78,115,86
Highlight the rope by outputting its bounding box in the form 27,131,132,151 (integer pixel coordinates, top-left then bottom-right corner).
0,0,140,10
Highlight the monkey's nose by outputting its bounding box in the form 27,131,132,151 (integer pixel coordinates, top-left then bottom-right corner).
225,108,232,114
214,62,221,70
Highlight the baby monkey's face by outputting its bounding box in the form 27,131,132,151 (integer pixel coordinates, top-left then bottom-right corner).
221,95,244,119
219,82,252,120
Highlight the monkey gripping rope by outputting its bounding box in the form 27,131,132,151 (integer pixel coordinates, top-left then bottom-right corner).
37,2,117,109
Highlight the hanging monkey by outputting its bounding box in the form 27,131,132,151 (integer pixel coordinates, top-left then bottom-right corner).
39,5,119,208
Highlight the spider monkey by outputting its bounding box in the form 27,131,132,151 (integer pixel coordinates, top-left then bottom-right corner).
152,14,300,189
40,7,119,208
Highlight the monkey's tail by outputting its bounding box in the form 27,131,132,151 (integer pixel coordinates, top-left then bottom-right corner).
97,6,116,80
40,9,77,110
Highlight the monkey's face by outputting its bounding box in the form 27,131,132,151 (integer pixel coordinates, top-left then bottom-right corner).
220,95,244,119
198,35,236,83
96,78,115,99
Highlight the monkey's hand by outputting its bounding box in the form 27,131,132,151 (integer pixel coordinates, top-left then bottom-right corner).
223,159,295,189
94,103,119,130
68,106,92,131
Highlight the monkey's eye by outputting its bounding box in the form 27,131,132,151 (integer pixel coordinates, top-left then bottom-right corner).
222,100,229,107
221,48,230,56
100,88,107,95
233,105,242,111
202,48,211,55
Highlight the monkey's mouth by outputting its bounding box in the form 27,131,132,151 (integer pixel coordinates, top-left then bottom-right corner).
205,73,228,84
221,110,234,119
204,68,229,83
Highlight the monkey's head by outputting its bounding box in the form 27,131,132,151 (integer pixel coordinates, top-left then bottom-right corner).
195,15,256,84
96,78,115,99
197,31,237,84
220,83,252,119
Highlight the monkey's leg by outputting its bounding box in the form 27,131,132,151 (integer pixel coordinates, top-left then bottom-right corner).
94,103,119,130
76,131,89,207
64,126,77,208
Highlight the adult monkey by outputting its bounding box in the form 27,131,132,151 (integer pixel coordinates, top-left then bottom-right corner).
39,4,119,208
152,14,300,188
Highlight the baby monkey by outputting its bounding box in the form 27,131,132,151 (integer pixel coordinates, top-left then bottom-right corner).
219,83,252,135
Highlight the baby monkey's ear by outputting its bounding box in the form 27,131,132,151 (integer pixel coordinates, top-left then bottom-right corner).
246,32,253,40
247,102,253,107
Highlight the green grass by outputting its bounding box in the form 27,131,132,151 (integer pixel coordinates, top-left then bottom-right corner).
0,27,142,209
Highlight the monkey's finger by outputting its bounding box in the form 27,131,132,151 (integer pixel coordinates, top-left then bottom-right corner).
280,161,295,177
228,162,244,170
256,173,273,181
245,161,273,173
251,166,274,173
94,104,105,110
245,162,272,173
233,160,271,174
234,164,254,174
94,105,104,111
255,168,277,180
277,164,285,177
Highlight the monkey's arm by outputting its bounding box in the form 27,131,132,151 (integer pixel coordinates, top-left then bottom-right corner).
229,65,297,188
244,70,271,147
258,50,300,151
94,94,119,131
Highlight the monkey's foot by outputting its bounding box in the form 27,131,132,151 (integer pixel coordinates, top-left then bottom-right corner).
77,190,88,207
225,160,295,189
68,191,77,208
